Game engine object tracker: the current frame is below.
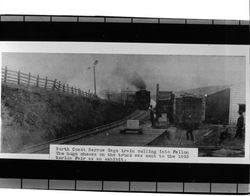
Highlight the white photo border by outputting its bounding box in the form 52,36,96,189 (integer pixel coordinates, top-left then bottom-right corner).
0,41,249,164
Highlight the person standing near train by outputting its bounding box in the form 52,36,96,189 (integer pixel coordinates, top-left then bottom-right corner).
186,114,194,141
235,111,244,138
149,105,155,127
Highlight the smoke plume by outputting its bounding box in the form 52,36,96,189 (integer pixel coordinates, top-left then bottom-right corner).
127,72,146,89
113,64,147,90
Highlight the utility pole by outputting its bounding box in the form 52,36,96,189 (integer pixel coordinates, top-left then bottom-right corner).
88,60,98,96
93,65,96,95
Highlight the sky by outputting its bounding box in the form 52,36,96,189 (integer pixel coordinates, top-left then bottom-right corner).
2,53,246,96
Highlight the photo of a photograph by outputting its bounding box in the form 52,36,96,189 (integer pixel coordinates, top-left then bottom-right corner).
1,51,246,157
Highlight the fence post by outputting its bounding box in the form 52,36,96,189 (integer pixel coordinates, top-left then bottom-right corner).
67,84,69,93
36,75,39,87
45,77,48,89
4,66,7,83
27,72,31,87
52,79,57,91
17,71,20,85
63,84,65,92
58,81,61,92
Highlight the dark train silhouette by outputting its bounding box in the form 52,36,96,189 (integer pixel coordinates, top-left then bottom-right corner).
135,89,151,110
105,89,151,110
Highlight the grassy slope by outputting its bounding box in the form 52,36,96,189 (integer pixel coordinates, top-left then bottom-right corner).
1,84,134,153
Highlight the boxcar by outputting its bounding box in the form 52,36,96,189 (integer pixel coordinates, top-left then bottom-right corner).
174,95,203,128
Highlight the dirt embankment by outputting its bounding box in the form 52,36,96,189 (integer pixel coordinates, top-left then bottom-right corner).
1,84,134,153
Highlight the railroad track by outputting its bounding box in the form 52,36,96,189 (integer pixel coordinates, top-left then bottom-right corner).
21,110,149,154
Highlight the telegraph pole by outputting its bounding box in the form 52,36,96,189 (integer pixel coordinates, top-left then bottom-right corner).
93,65,96,95
88,60,98,96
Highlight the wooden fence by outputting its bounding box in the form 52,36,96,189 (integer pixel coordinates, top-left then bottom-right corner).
1,66,95,98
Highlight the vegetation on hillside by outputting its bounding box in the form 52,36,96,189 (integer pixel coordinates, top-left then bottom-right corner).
1,84,134,153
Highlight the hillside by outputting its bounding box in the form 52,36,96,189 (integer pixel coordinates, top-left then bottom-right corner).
175,85,230,97
1,84,134,153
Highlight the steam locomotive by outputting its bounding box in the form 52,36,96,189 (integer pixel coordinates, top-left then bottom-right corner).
106,89,151,110
135,89,151,110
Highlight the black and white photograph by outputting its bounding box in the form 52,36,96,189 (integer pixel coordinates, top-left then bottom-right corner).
1,47,247,158
0,0,249,195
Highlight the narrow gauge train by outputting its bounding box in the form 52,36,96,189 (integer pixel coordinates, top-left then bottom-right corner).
107,89,151,110
135,89,151,110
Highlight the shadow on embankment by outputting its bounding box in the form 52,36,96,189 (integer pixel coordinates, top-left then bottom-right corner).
1,84,135,153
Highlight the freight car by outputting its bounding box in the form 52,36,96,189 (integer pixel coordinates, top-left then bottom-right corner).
155,84,175,125
135,89,151,110
174,95,204,129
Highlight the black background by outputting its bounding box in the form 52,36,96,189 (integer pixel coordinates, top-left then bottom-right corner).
0,19,249,183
